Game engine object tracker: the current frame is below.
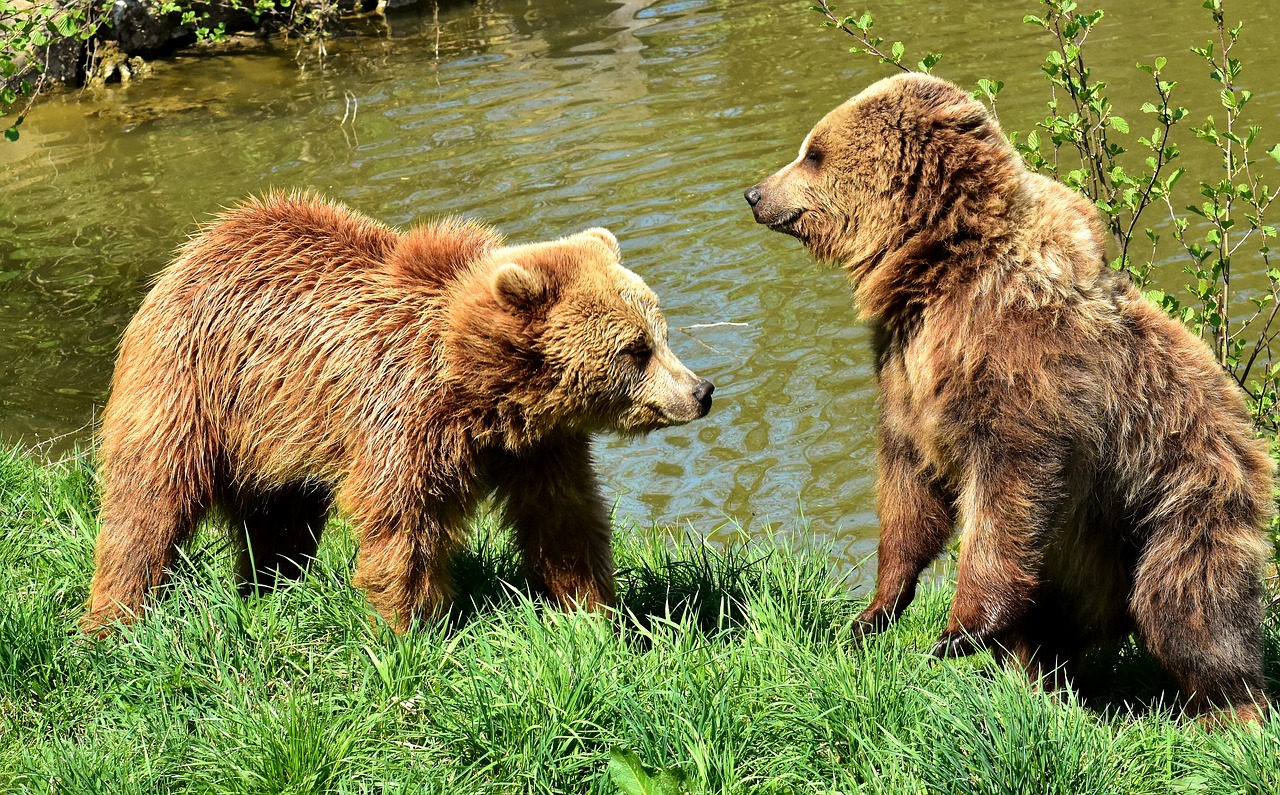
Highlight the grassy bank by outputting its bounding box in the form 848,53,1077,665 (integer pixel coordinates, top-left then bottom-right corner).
2,447,1279,794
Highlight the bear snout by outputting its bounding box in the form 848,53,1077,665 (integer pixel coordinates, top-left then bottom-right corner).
746,184,775,225
746,181,803,233
694,378,714,417
639,361,715,429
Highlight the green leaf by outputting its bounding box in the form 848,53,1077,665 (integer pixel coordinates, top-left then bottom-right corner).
609,748,687,795
1267,144,1280,164
1155,55,1167,71
1109,116,1129,133
654,771,687,795
609,748,654,795
976,78,1004,100
4,126,17,142
890,41,904,61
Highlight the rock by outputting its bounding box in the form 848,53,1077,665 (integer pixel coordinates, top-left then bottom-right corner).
103,0,180,53
38,35,87,83
101,0,255,55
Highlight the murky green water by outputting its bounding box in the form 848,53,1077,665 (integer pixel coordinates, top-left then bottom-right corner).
2,0,1278,572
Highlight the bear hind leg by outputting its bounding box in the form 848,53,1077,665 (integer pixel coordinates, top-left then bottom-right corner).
231,483,331,595
81,458,211,634
1131,524,1269,724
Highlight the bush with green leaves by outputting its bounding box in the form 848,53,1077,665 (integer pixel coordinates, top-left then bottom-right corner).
0,0,100,140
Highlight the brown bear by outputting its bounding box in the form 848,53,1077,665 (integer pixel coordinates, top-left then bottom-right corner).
81,192,713,634
747,73,1273,722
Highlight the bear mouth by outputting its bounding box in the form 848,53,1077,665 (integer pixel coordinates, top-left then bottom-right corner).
766,208,805,235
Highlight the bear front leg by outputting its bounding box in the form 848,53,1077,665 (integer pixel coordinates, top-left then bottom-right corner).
855,428,956,638
352,524,458,633
931,445,1071,659
340,459,468,633
492,436,615,611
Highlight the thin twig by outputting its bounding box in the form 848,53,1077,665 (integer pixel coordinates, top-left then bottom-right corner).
675,322,750,357
340,90,357,125
1241,298,1280,381
677,322,750,331
813,1,911,73
1118,75,1177,272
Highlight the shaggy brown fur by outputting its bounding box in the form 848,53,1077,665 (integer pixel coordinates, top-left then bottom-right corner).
82,192,713,633
747,73,1274,723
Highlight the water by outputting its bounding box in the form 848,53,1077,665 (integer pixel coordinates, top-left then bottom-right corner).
2,0,1278,575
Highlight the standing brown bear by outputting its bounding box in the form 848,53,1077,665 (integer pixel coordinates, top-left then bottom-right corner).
747,73,1273,722
82,192,713,634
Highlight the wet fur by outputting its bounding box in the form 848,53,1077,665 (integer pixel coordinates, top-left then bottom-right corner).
83,192,711,633
749,74,1273,722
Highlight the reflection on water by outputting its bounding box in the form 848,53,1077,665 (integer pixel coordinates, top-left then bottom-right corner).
1,0,1278,576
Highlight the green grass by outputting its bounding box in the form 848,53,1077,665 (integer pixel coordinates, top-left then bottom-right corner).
2,446,1280,794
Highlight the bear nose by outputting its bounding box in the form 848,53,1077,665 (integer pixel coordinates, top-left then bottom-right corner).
693,378,714,415
744,186,761,207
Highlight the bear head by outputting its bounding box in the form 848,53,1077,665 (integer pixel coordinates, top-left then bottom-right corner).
445,228,713,443
745,73,1023,279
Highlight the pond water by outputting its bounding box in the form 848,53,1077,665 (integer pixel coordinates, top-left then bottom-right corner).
2,0,1278,576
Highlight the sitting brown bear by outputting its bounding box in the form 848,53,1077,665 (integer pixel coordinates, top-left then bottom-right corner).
82,192,713,633
747,73,1273,722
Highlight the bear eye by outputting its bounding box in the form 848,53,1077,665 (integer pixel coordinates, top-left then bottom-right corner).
620,340,653,368
804,149,823,167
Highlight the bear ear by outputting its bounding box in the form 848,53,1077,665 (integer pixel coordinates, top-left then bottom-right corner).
580,227,620,256
491,262,547,313
937,101,992,136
